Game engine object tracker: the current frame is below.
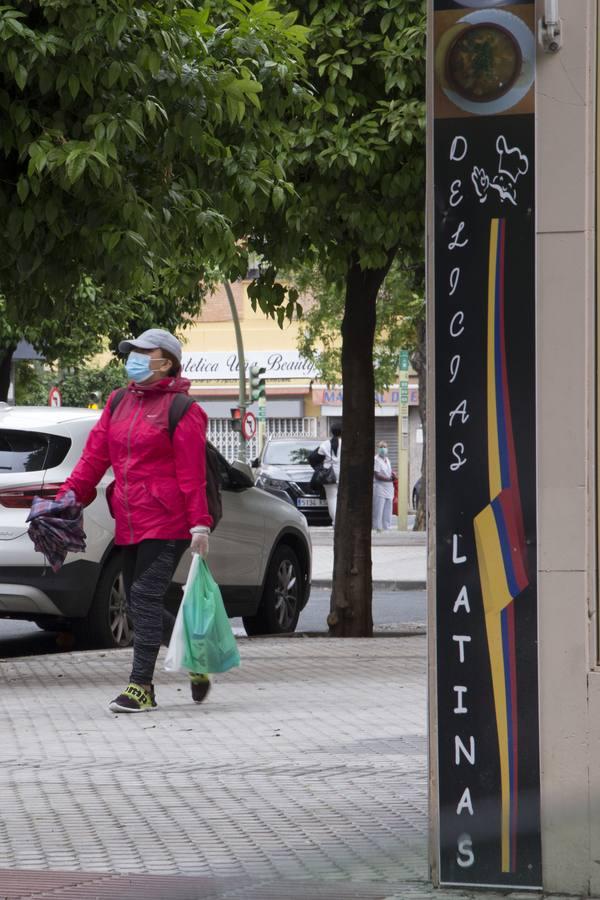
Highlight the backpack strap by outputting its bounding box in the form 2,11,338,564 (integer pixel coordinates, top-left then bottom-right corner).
109,387,127,415
109,387,194,440
167,393,195,439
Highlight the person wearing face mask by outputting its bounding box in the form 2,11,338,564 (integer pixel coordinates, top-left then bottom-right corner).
58,329,213,713
373,441,394,532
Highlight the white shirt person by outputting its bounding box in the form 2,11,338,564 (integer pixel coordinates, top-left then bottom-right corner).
318,427,341,525
373,442,394,531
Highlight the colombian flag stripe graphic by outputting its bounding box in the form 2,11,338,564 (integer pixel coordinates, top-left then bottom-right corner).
474,219,529,873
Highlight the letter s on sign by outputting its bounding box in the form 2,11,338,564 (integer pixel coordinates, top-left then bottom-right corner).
457,834,475,868
450,443,467,472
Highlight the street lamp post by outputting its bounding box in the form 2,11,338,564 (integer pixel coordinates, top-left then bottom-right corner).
223,282,247,463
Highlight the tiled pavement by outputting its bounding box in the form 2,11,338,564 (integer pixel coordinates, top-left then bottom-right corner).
0,636,578,899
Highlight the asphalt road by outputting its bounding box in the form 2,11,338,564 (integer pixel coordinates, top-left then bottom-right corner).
0,588,426,659
279,587,426,634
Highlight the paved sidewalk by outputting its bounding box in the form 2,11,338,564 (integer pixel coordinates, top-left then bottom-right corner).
0,635,580,899
310,527,426,589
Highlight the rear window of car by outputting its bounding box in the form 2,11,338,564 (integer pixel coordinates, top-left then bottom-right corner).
263,442,321,465
0,430,71,473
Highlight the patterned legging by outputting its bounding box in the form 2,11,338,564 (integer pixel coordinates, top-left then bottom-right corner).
121,539,189,685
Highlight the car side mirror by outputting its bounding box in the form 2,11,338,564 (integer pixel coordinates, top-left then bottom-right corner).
251,457,259,467
230,460,255,487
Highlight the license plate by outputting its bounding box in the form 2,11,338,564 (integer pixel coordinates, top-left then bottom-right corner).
297,498,327,508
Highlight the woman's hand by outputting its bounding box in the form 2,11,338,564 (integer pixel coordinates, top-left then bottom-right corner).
190,529,209,558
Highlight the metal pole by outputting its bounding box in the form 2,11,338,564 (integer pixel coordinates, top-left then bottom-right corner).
257,395,266,453
397,350,410,530
224,281,247,462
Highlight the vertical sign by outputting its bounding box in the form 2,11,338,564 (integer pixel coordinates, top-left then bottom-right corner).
432,0,541,889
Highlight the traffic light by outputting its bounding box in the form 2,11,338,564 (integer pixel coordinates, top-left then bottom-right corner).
88,390,101,410
230,406,242,432
249,365,266,402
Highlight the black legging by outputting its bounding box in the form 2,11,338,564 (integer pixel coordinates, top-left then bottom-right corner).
121,539,189,685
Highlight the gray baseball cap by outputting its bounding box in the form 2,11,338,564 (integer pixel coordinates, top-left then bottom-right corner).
118,328,182,363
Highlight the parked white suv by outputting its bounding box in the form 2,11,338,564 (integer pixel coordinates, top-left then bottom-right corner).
0,406,311,647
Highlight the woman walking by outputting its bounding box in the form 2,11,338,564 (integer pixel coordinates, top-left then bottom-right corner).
318,425,342,525
373,441,394,532
59,329,213,713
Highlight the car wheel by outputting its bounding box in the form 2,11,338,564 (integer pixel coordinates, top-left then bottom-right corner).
74,553,133,649
243,544,302,636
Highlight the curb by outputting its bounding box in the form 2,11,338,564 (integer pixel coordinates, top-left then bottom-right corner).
312,579,426,591
237,625,427,639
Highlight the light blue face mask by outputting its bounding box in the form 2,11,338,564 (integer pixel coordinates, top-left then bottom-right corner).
125,351,154,383
378,447,388,457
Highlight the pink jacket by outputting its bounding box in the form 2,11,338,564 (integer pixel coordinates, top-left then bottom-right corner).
61,377,212,545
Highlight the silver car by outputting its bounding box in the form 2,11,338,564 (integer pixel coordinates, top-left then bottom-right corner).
0,406,311,647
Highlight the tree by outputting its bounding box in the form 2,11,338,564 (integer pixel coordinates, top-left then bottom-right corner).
0,269,217,400
0,0,308,377
293,259,426,532
16,360,127,407
250,0,426,636
293,260,424,393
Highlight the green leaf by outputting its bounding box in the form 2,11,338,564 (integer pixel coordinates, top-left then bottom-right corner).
381,12,394,33
107,61,120,87
14,65,27,91
102,231,120,253
148,51,161,77
23,208,35,238
16,177,29,203
66,153,87,184
68,74,79,100
45,198,58,225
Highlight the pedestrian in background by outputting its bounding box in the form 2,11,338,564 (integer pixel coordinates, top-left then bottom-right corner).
318,425,342,525
373,440,394,532
59,329,213,713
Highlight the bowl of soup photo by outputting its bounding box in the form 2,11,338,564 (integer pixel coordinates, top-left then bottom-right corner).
445,22,522,103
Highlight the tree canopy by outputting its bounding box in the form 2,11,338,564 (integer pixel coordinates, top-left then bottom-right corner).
250,0,425,286
0,0,308,323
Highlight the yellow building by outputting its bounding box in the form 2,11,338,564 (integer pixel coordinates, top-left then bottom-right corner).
181,280,422,498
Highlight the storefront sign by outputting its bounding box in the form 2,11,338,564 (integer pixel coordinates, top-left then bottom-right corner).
312,387,419,406
181,351,317,381
432,0,540,889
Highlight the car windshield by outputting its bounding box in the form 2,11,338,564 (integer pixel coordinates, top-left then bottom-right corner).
263,441,320,466
0,430,71,473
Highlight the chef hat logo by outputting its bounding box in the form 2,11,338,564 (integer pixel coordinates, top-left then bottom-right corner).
496,135,529,184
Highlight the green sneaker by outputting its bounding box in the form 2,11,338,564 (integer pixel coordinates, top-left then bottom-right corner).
190,673,211,704
109,683,157,713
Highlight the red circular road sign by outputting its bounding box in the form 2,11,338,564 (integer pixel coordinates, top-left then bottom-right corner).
48,386,62,408
242,411,257,440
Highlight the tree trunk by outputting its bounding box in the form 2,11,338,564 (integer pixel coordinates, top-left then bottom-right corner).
412,317,426,531
328,257,392,638
0,346,16,402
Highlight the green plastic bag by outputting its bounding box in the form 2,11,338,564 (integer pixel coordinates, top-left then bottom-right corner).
164,556,240,675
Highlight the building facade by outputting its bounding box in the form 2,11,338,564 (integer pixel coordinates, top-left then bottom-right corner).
182,283,423,503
